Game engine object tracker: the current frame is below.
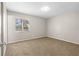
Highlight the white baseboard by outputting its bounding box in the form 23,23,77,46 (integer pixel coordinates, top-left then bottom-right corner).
7,35,79,45
8,36,46,44
47,36,79,45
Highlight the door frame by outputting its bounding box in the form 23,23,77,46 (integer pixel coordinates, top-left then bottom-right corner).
1,2,4,56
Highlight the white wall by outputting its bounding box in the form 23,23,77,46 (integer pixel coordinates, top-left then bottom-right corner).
8,11,46,43
8,11,79,44
47,12,79,44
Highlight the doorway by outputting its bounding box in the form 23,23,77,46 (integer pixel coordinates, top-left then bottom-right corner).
0,2,8,56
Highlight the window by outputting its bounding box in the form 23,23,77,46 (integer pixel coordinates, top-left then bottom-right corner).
16,18,29,31
16,18,22,31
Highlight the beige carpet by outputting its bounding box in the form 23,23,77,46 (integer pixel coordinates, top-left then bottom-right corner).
5,37,79,56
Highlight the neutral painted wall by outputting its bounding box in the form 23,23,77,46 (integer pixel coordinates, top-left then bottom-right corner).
47,12,79,44
8,11,79,45
8,11,46,43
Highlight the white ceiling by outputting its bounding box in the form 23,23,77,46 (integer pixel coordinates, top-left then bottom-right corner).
6,2,79,19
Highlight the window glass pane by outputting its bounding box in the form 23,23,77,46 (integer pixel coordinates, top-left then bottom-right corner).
23,20,29,31
16,19,22,31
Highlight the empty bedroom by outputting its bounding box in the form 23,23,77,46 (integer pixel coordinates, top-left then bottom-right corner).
0,2,79,56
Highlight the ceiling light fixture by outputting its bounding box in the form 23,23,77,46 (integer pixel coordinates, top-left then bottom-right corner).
41,6,50,12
